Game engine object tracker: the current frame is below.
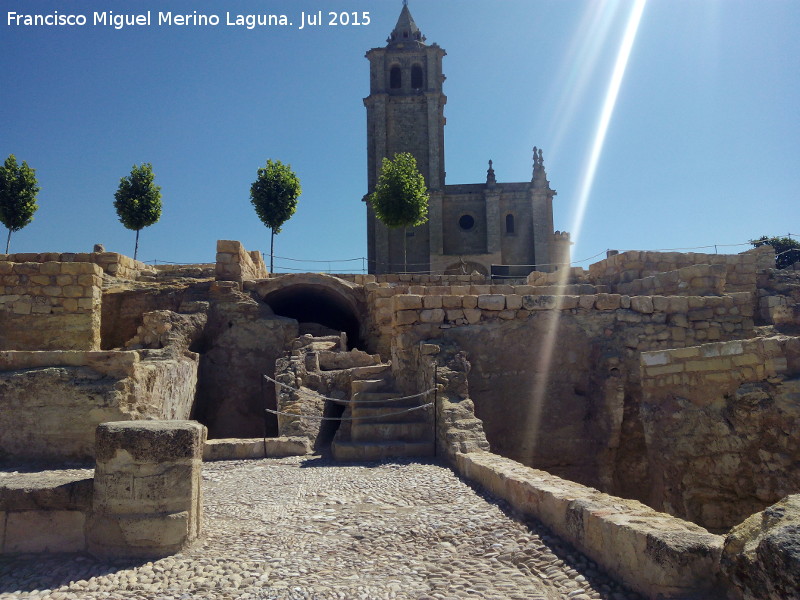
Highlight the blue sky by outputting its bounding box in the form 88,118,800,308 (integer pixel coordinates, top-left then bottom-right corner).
1,0,798,272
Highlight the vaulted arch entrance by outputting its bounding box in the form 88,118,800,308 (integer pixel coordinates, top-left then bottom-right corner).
253,274,367,350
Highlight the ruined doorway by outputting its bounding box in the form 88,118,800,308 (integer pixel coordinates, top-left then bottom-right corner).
262,283,365,350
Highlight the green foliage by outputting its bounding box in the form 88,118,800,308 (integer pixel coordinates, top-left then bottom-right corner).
250,159,301,233
751,235,800,269
368,153,429,229
114,163,162,232
113,163,162,260
250,159,302,272
0,154,40,253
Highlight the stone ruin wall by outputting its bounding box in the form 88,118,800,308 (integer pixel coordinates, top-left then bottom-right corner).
0,261,103,350
640,336,800,530
0,349,199,461
587,247,774,293
215,239,268,284
384,289,756,495
2,242,798,534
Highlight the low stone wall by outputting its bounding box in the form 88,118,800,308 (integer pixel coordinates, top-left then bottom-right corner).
150,263,215,280
0,251,150,280
0,470,93,554
0,261,102,350
1,420,205,558
616,263,727,297
215,240,268,284
203,437,311,460
587,247,774,293
391,292,755,348
640,335,800,530
0,349,199,461
456,451,725,600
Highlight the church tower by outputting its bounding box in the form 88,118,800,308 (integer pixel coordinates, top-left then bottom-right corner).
364,3,446,274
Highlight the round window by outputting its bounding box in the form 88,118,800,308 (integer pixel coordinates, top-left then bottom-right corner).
459,214,475,231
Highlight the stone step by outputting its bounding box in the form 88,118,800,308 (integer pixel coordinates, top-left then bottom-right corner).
351,404,430,422
351,378,389,394
351,391,409,404
331,440,435,462
351,421,432,443
350,364,392,380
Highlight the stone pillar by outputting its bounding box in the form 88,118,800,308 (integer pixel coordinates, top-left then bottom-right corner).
88,420,206,559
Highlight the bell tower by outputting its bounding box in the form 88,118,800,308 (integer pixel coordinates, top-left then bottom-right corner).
364,2,446,274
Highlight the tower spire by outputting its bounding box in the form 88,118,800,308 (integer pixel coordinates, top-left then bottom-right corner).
388,1,425,45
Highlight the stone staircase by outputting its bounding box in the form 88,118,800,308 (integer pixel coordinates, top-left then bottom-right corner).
331,360,435,461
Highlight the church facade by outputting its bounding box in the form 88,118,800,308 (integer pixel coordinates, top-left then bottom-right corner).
364,5,571,276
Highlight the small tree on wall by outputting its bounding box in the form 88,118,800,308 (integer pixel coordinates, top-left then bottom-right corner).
250,159,301,273
751,235,800,269
114,163,162,261
368,152,429,272
0,154,40,253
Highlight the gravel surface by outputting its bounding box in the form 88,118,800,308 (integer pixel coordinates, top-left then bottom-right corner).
0,456,643,600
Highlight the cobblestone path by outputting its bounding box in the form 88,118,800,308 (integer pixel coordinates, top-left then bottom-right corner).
0,456,642,600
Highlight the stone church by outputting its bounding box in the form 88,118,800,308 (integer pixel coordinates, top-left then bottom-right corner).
364,4,571,276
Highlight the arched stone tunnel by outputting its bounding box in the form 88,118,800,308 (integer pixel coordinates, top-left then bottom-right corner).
254,274,369,350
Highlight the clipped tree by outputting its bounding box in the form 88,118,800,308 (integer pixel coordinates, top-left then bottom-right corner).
751,235,800,269
368,152,429,272
0,154,40,253
113,163,162,261
250,159,301,273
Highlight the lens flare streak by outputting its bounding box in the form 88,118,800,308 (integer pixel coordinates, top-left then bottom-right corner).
525,0,647,464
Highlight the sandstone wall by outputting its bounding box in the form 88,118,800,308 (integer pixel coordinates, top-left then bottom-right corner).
616,263,727,296
1,251,150,280
0,349,199,461
640,336,800,530
385,290,755,491
215,240,268,284
0,261,102,350
587,247,773,293
195,282,298,439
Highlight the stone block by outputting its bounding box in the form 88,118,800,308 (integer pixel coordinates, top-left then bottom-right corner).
630,296,654,314
216,240,242,253
89,421,205,559
419,308,445,323
446,309,465,322
523,295,558,311
463,309,482,324
62,285,85,298
442,295,462,309
422,295,443,309
578,295,596,310
642,351,670,366
395,310,419,325
462,295,478,309
5,510,86,553
88,511,191,559
394,295,423,310
477,295,506,310
505,294,523,310
594,293,621,310
560,296,579,310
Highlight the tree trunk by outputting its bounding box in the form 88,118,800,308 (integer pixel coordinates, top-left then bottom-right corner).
134,230,140,261
5,229,10,254
403,226,407,273
270,229,275,273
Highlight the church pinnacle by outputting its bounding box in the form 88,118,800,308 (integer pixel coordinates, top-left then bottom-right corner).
388,2,425,45
532,146,550,189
